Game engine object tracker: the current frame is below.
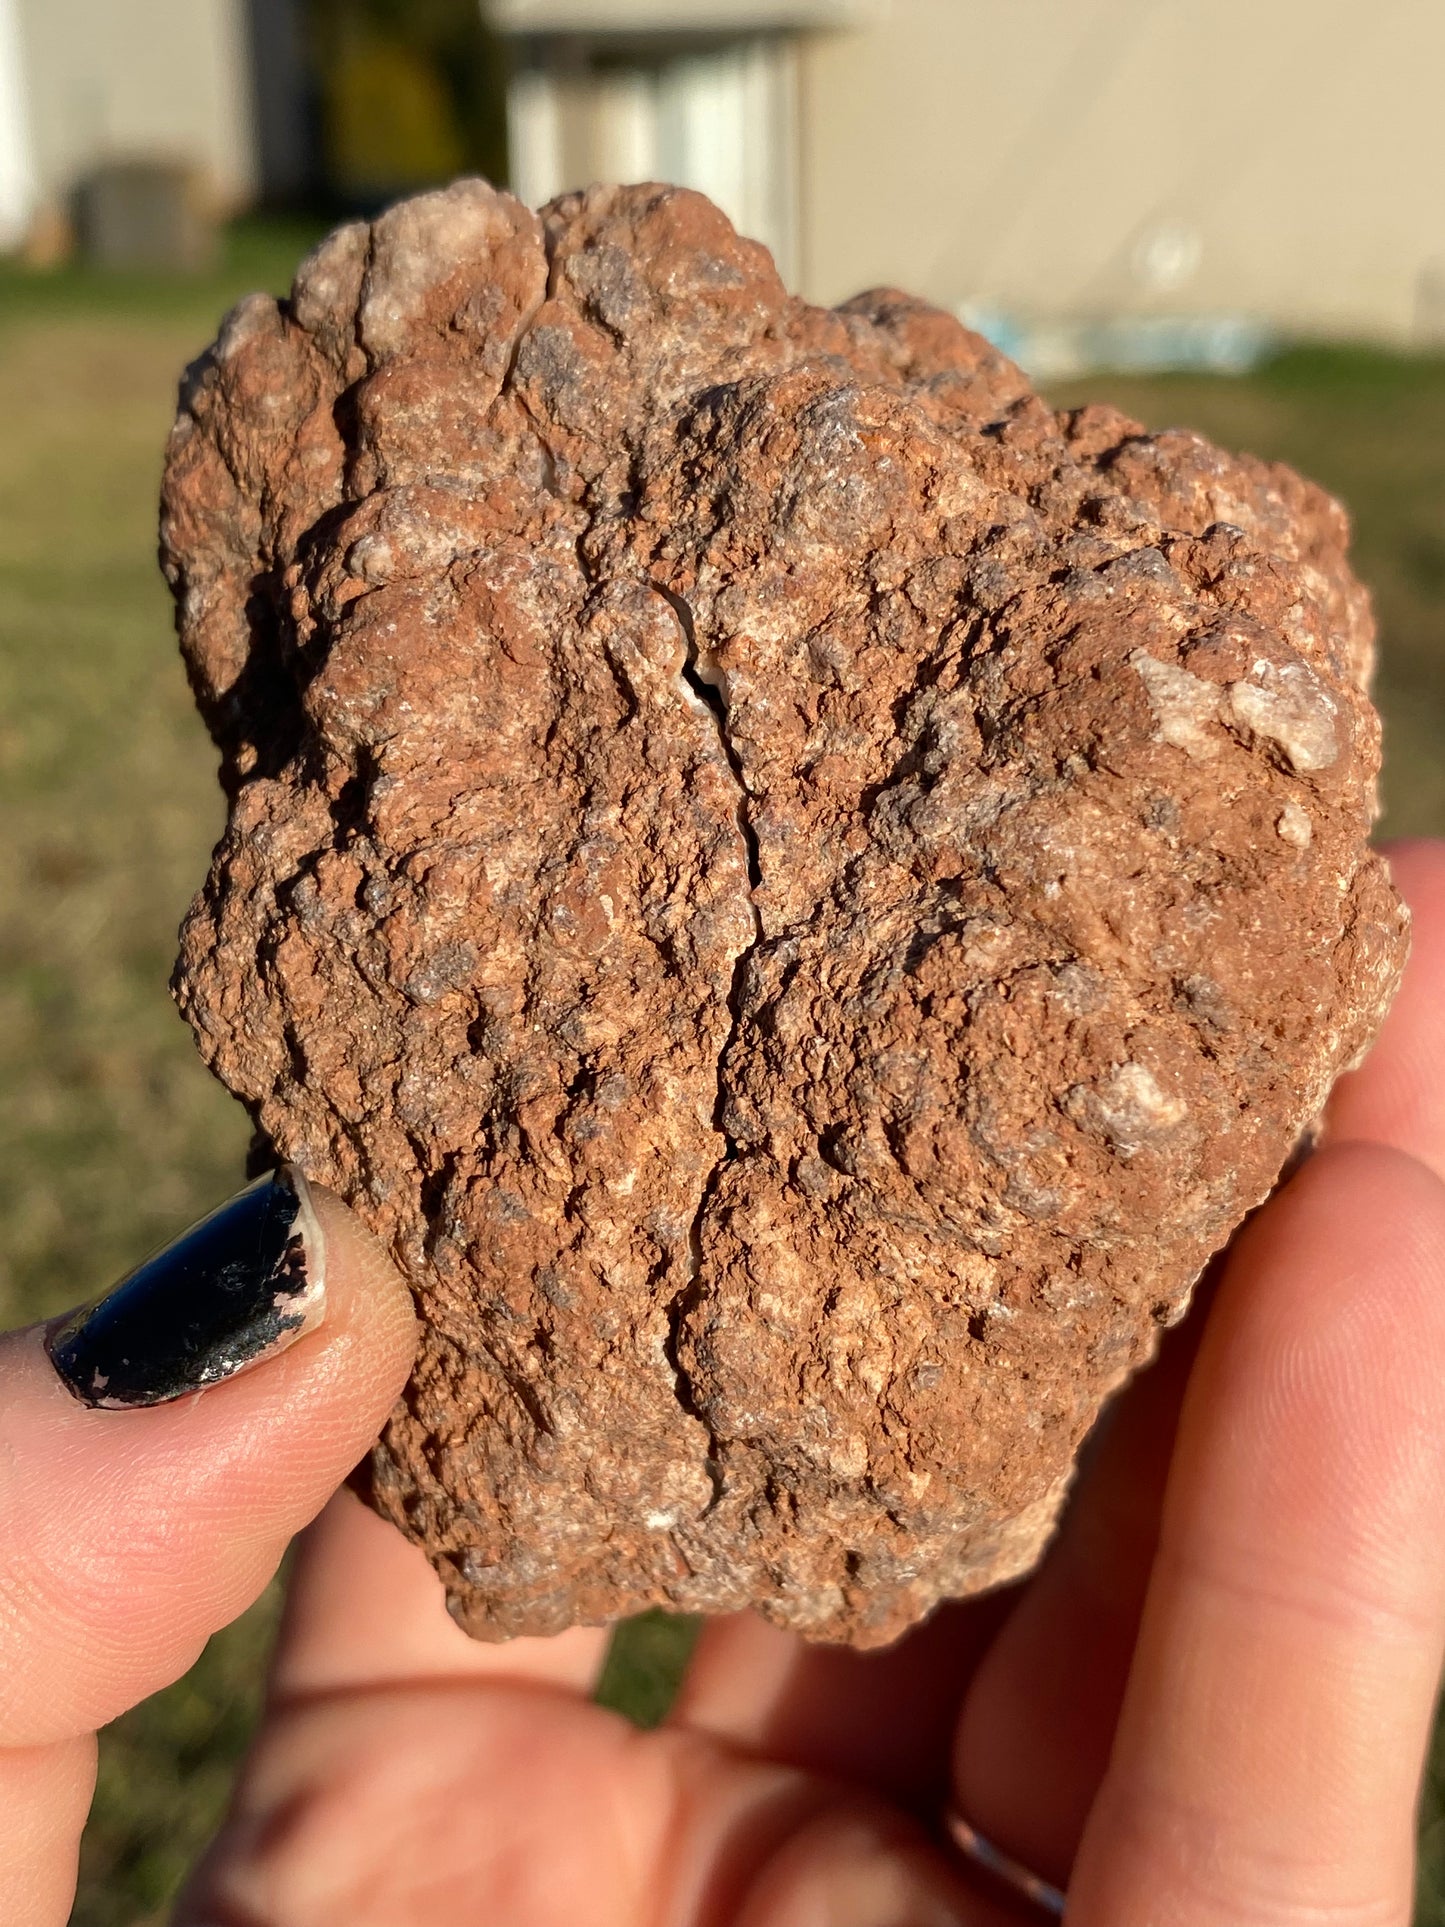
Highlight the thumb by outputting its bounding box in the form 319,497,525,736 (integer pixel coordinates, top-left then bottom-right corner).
0,1170,417,1750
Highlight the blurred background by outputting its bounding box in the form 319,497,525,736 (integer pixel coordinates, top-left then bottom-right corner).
2,0,1444,1920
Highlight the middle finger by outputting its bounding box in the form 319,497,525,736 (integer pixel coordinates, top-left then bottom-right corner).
669,1590,1016,1815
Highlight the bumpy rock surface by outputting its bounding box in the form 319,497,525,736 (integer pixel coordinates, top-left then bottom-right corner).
163,179,1407,1645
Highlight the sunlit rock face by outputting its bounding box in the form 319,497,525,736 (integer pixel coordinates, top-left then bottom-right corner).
163,179,1406,1647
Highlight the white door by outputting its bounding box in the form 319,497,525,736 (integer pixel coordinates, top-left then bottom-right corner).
509,36,799,285
0,0,36,250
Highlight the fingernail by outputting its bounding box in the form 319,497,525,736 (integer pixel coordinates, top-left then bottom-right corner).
46,1167,327,1409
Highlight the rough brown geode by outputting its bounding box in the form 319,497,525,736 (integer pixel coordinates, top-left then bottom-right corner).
162,179,1407,1646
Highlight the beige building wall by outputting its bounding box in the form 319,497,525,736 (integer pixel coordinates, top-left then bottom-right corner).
16,0,255,220
797,0,1445,342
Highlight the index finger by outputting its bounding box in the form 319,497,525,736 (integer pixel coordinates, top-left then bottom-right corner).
0,1183,416,1748
1325,839,1445,1182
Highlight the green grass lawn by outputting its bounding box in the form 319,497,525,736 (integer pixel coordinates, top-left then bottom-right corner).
2,230,1443,1922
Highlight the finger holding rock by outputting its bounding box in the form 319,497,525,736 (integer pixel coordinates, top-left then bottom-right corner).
0,1179,416,1926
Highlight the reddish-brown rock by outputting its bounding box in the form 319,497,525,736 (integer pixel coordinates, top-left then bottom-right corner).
163,179,1407,1646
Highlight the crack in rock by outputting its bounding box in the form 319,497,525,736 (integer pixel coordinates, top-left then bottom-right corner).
654,580,761,1506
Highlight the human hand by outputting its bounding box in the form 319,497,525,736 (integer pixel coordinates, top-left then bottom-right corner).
5,843,1445,1927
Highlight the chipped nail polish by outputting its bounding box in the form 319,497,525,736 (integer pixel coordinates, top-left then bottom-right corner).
46,1167,327,1409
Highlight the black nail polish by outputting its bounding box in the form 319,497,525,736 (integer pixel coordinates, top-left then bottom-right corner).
46,1168,327,1410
